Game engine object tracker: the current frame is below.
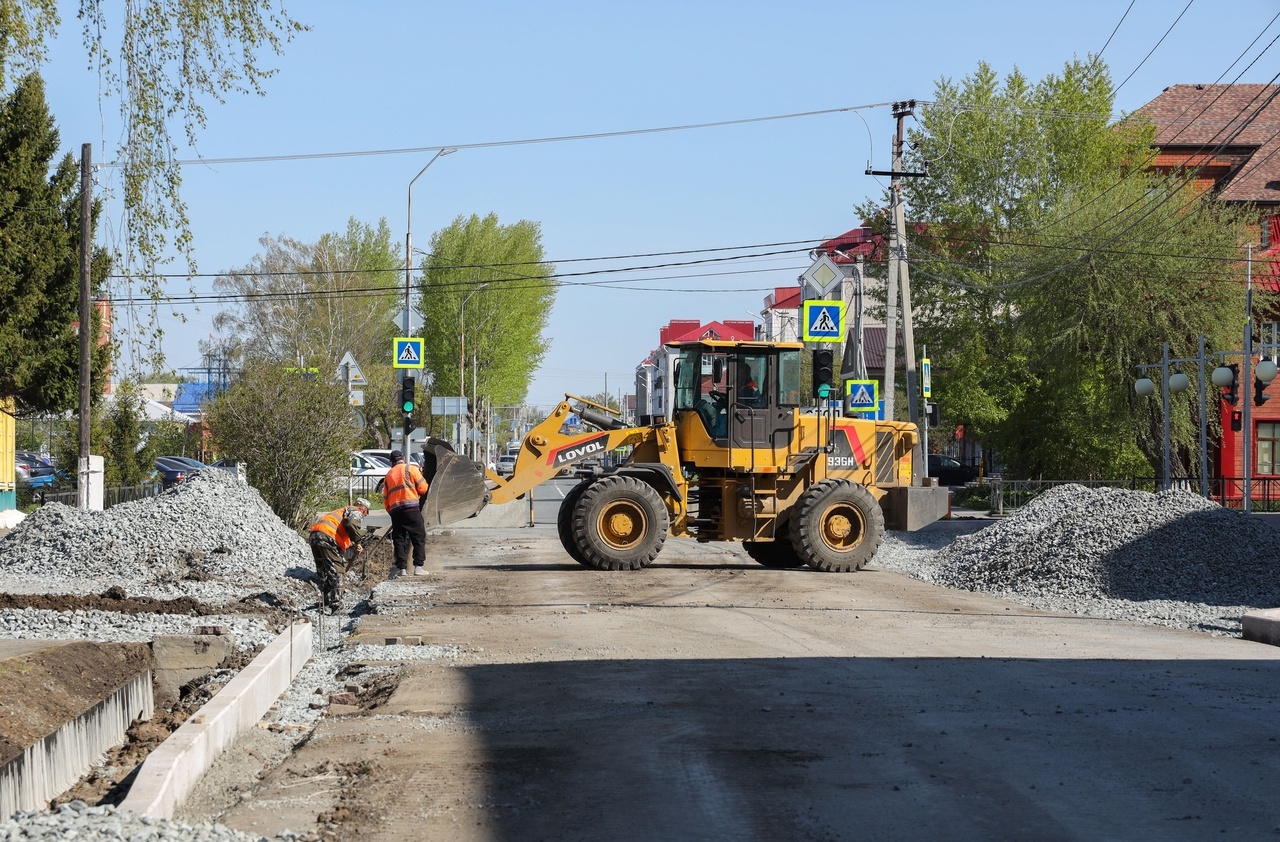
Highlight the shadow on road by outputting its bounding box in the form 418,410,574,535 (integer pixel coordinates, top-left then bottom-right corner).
445,655,1278,841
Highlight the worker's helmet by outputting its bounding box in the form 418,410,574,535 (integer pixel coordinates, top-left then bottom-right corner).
343,506,365,528
354,497,371,514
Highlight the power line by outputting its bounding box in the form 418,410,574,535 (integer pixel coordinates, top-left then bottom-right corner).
1114,0,1196,96
1097,0,1136,58
101,103,902,168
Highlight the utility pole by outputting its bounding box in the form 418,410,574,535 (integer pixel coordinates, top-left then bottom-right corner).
867,102,928,469
77,144,92,511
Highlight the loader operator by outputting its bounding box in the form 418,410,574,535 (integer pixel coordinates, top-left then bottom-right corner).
384,450,429,578
309,498,371,614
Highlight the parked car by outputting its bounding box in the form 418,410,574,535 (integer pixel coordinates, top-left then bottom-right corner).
16,462,58,489
928,454,979,486
496,454,517,477
155,456,206,489
15,450,50,470
360,448,429,469
349,451,391,493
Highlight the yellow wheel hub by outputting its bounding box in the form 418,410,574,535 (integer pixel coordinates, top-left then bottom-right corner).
599,501,647,549
820,503,864,552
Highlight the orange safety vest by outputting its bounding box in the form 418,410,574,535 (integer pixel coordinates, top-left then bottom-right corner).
384,462,428,512
311,508,354,552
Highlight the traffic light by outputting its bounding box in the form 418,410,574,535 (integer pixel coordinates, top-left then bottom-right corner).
1224,363,1240,405
1231,410,1243,432
927,401,940,427
401,376,416,414
1256,375,1271,406
812,349,834,396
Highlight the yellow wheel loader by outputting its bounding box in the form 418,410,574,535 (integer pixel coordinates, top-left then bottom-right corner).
422,340,950,571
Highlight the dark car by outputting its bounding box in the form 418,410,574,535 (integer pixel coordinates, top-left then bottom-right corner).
155,456,206,489
928,454,979,486
16,462,58,489
15,451,49,470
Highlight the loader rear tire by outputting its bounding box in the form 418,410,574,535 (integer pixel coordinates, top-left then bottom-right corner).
557,479,593,566
790,479,883,572
573,475,669,571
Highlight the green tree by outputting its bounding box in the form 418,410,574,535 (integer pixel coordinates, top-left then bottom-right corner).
0,73,111,415
51,379,156,486
419,213,556,409
862,57,1253,479
0,1,307,355
203,361,356,527
214,217,403,444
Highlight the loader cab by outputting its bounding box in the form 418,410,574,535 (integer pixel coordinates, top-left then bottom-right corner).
671,340,801,454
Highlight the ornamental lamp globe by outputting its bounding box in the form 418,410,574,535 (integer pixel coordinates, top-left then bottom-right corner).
1211,366,1236,388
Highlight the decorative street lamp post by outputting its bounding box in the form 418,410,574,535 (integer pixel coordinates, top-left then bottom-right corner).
1134,338,1207,495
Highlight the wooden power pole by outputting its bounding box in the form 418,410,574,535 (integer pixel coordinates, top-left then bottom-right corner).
866,101,928,474
77,144,92,510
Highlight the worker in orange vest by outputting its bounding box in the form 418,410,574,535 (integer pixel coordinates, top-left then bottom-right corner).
384,450,429,578
309,498,370,613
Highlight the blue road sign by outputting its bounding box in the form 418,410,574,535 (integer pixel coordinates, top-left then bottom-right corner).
394,337,425,369
802,300,844,342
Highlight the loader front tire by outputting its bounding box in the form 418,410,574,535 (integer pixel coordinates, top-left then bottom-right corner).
557,479,593,566
790,479,883,572
573,475,669,571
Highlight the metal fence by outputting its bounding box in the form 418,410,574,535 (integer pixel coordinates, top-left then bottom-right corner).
28,482,164,509
981,475,1280,515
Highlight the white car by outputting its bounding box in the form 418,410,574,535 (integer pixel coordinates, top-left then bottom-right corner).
350,451,391,492
496,454,517,477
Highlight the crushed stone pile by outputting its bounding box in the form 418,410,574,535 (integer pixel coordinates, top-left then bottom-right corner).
931,484,1280,606
0,799,306,840
0,470,313,604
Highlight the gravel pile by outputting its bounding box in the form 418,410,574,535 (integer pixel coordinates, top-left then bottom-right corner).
0,607,278,651
0,470,313,605
875,484,1280,635
0,799,306,840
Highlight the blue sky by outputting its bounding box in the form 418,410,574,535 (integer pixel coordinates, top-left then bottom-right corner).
33,1,1280,408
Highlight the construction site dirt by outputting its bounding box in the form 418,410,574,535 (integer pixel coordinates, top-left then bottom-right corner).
162,523,1280,842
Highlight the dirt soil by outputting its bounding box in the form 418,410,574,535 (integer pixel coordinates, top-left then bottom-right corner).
0,642,153,767
0,588,294,620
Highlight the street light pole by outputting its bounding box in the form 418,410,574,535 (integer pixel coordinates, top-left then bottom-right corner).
402,147,455,452
405,148,456,332
459,281,491,454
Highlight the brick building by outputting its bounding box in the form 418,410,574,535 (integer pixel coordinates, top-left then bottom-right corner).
1136,85,1280,493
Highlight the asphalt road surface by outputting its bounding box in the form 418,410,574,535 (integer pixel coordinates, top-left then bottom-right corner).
211,481,1280,841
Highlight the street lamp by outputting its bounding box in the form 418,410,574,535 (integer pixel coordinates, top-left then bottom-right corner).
1209,349,1277,514
1134,337,1208,495
459,281,491,456
401,147,455,450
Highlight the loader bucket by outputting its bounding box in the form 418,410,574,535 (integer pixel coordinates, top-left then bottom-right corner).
420,444,489,527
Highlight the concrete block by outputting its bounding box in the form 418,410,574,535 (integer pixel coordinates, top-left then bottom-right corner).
402,636,422,646
120,621,313,820
152,635,236,708
384,637,402,646
1242,608,1280,646
152,635,234,671
327,704,361,716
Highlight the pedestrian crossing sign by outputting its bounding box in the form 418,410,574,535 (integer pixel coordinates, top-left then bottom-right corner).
845,379,878,413
393,337,425,369
802,300,844,342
